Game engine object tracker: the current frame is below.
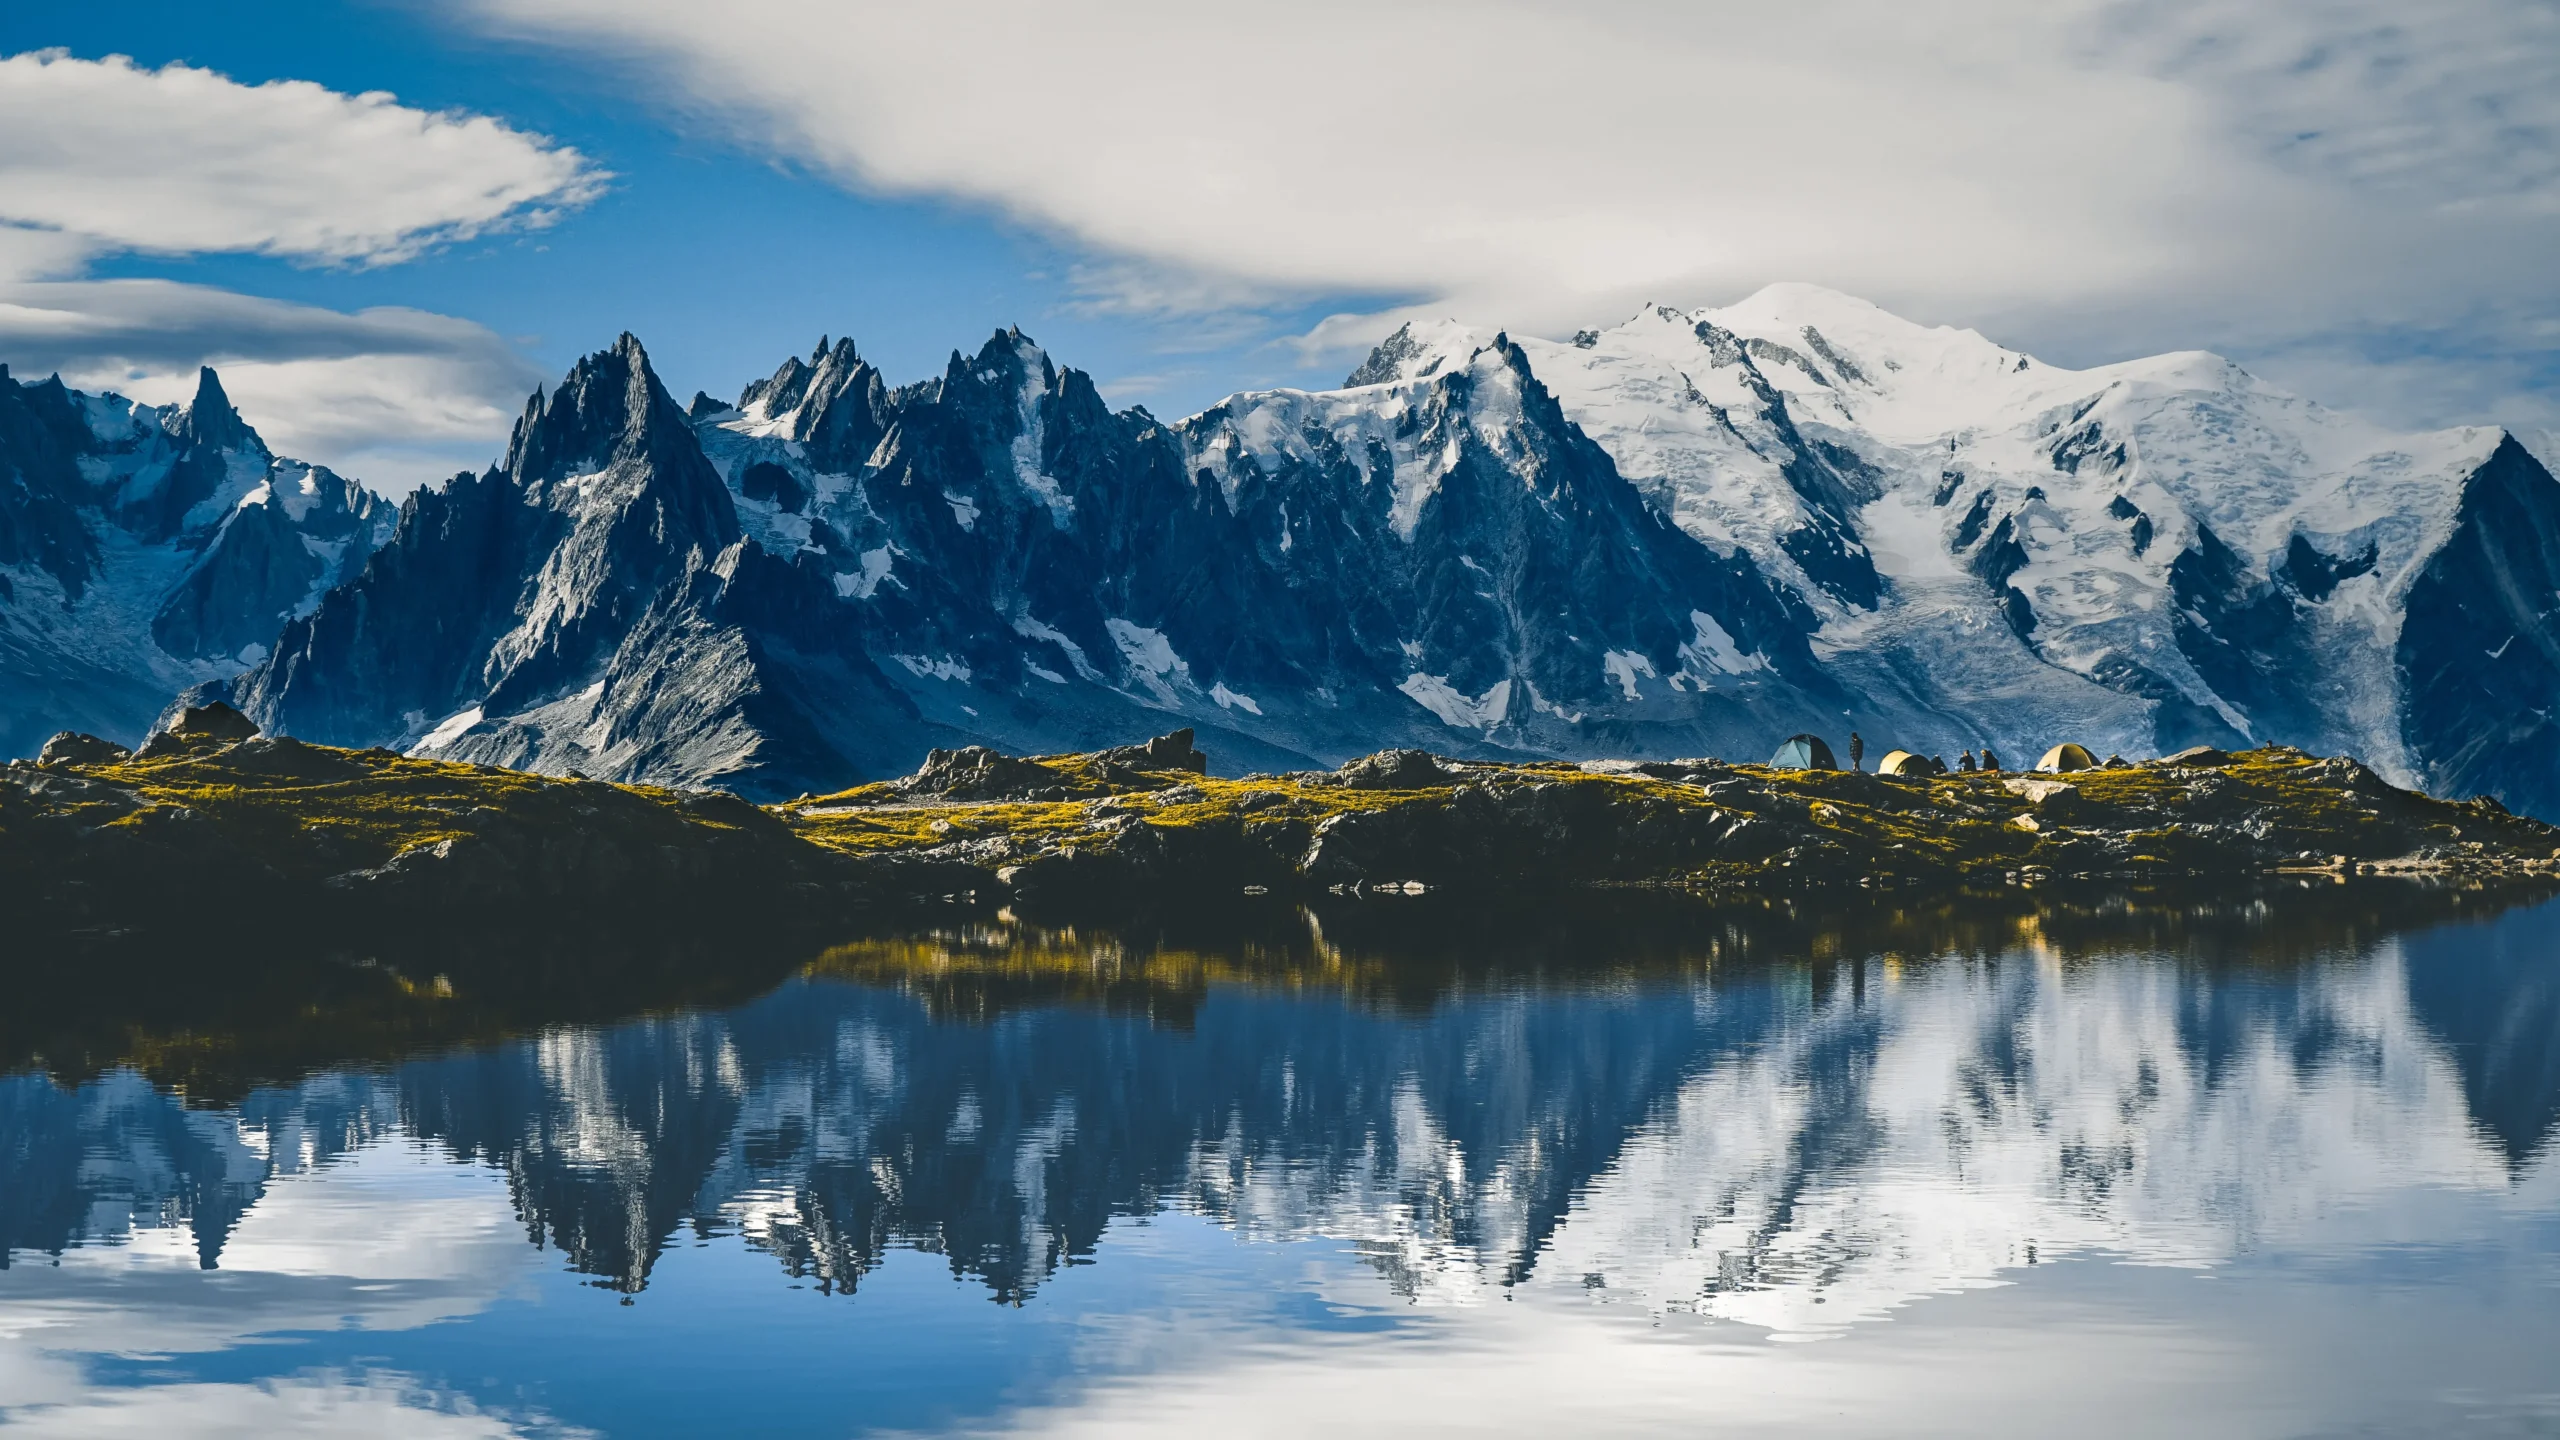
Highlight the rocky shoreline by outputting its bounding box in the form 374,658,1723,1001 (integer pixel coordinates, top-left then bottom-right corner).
787,730,2560,910
9,709,2557,933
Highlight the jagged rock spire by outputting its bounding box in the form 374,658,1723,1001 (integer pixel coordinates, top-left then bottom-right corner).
177,366,251,453
502,332,701,483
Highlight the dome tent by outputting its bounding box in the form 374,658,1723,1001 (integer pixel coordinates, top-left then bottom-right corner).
1877,750,1940,777
2036,743,2099,773
1767,734,1837,771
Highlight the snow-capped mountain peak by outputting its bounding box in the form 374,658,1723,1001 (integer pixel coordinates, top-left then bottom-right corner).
1340,318,1490,390
0,364,393,754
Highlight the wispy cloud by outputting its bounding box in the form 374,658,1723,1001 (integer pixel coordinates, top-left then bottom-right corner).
448,0,2560,433
0,51,605,274
0,50,606,491
0,279,545,492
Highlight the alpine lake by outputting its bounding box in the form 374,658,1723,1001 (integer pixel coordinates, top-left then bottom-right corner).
6,878,2560,1439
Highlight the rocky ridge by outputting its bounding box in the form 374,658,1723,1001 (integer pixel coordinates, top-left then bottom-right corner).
1,704,869,929
12,710,2549,932
791,731,2560,910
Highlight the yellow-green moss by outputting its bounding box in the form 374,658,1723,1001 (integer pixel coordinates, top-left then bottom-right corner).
31,739,752,876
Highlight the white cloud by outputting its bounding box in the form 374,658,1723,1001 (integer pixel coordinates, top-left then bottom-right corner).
0,51,604,491
0,281,540,492
0,51,603,271
450,0,2560,433
0,1374,581,1439
2522,429,2560,477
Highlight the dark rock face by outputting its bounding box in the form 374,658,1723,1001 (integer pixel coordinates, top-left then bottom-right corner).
2397,437,2560,819
228,336,935,799
0,365,100,598
2167,523,2307,746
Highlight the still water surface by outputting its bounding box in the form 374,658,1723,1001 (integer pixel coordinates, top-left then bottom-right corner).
4,888,2559,1437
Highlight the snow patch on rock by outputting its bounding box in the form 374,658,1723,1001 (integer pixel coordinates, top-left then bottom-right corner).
1401,673,1511,731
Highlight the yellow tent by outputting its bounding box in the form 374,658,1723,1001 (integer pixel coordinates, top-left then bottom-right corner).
2036,743,2099,773
1877,750,1938,777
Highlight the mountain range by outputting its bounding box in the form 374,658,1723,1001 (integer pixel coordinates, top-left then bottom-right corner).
0,364,391,761
4,286,2555,812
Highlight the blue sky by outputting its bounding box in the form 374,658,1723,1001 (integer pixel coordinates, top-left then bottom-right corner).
2,0,1386,486
3,1,2556,489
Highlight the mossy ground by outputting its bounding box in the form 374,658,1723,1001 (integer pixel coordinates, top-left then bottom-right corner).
16,736,767,880
784,745,2557,888
788,770,1421,857
9,739,2551,922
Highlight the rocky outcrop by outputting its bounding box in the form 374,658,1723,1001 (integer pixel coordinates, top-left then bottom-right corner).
36,732,130,767
845,728,1212,804
1321,748,1459,790
896,746,1073,802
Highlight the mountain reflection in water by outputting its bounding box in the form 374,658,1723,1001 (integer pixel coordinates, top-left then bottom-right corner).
3,882,2558,1436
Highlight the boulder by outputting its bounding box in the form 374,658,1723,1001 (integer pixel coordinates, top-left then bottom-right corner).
134,702,261,759
2158,746,2233,768
1095,728,1208,774
219,736,368,781
1332,749,1456,790
37,731,132,767
168,701,260,741
2003,776,2080,806
897,746,1061,801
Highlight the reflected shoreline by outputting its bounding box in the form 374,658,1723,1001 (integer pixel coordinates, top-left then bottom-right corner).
4,874,2553,1101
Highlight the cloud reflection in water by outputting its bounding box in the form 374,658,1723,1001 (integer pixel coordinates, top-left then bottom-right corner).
0,887,2555,1436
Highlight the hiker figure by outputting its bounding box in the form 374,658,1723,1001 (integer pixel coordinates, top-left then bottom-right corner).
1960,749,1977,772
1981,747,2002,772
1849,732,1865,772
1931,754,1947,774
